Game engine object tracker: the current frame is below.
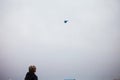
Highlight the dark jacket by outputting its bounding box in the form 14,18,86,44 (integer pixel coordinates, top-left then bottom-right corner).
25,72,38,80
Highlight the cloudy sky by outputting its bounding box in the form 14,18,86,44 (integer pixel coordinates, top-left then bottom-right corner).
0,0,120,80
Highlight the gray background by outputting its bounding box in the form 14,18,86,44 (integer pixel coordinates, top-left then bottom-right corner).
0,0,120,80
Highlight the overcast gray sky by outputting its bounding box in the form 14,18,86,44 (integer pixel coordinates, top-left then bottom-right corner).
0,0,120,80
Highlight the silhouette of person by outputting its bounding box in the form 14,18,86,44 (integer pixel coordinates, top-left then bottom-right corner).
25,65,38,80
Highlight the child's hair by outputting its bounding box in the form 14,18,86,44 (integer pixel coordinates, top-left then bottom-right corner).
29,65,36,73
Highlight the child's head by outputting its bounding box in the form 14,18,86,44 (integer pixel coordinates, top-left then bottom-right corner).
29,65,36,73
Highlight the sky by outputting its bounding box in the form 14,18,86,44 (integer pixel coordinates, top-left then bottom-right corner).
0,0,120,80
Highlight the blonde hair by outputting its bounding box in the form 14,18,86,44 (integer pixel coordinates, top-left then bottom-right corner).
29,65,36,73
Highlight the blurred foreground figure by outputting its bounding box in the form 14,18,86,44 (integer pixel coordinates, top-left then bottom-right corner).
25,65,38,80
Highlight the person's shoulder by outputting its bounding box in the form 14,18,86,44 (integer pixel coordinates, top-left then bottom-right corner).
34,74,37,77
33,74,38,78
26,72,30,75
34,74,38,80
26,72,29,74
